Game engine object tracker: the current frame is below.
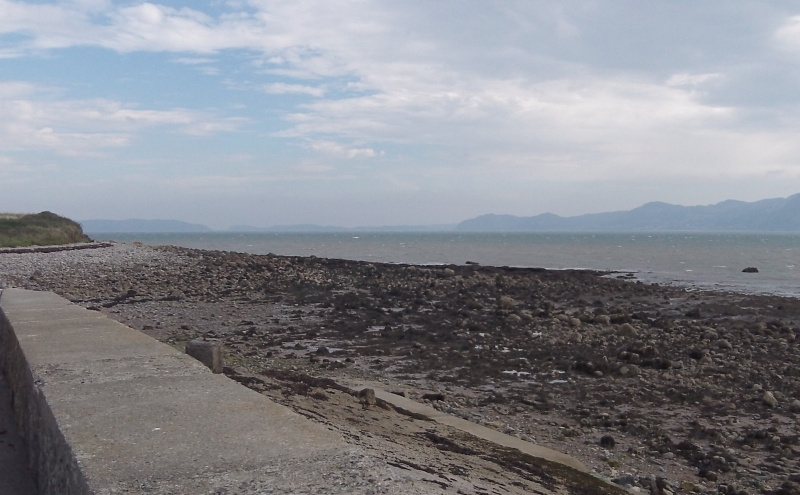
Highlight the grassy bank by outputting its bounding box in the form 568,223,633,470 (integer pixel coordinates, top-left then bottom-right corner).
0,211,92,248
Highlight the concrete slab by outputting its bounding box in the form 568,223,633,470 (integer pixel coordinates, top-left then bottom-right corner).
4,305,106,324
32,353,210,386
45,373,348,487
343,380,589,473
12,316,180,369
0,289,76,312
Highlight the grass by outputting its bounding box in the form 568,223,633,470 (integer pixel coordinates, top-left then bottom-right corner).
0,211,93,248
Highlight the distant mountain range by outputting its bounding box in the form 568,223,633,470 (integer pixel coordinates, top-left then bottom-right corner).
456,193,800,232
83,219,456,233
227,223,457,233
82,194,800,233
228,224,347,233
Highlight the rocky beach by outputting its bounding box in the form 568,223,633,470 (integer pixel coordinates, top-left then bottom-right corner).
3,242,800,495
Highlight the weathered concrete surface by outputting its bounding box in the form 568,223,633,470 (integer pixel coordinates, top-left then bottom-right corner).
343,380,589,473
0,372,38,495
0,289,423,494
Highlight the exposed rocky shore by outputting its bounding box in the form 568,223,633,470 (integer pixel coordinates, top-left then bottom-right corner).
3,242,800,495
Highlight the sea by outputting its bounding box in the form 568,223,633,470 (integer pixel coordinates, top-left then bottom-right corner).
94,232,800,299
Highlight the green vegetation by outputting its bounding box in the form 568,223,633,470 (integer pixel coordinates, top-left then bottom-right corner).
0,211,92,248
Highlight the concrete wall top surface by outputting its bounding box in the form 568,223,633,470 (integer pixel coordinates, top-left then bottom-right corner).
0,288,420,494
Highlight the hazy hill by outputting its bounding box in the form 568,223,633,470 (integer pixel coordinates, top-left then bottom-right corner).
456,194,800,232
229,224,348,233
229,223,457,232
78,194,800,234
81,219,213,233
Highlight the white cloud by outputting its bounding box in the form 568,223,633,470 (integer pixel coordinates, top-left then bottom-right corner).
665,73,722,89
774,15,800,52
105,3,244,53
174,57,217,65
173,56,219,74
263,83,325,97
182,117,251,136
309,140,377,159
290,161,335,173
283,75,733,165
0,80,247,155
0,0,103,53
0,0,262,54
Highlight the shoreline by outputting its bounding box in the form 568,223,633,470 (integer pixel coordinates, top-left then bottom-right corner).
87,232,800,300
3,243,800,494
0,241,113,254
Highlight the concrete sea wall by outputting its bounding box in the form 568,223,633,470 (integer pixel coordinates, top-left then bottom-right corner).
0,288,395,495
0,290,88,493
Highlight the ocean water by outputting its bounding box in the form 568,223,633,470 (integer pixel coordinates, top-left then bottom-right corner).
94,232,800,298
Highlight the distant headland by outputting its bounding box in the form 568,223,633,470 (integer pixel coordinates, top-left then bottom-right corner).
81,193,800,233
0,211,92,248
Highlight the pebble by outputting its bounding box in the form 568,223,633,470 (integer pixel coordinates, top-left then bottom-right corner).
599,434,616,448
617,323,638,337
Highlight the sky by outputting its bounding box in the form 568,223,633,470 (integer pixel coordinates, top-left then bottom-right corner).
3,0,800,229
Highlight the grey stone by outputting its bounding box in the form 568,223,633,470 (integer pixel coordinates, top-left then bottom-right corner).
617,323,638,337
185,338,224,373
498,296,515,308
599,434,615,448
358,388,377,409
612,473,635,487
